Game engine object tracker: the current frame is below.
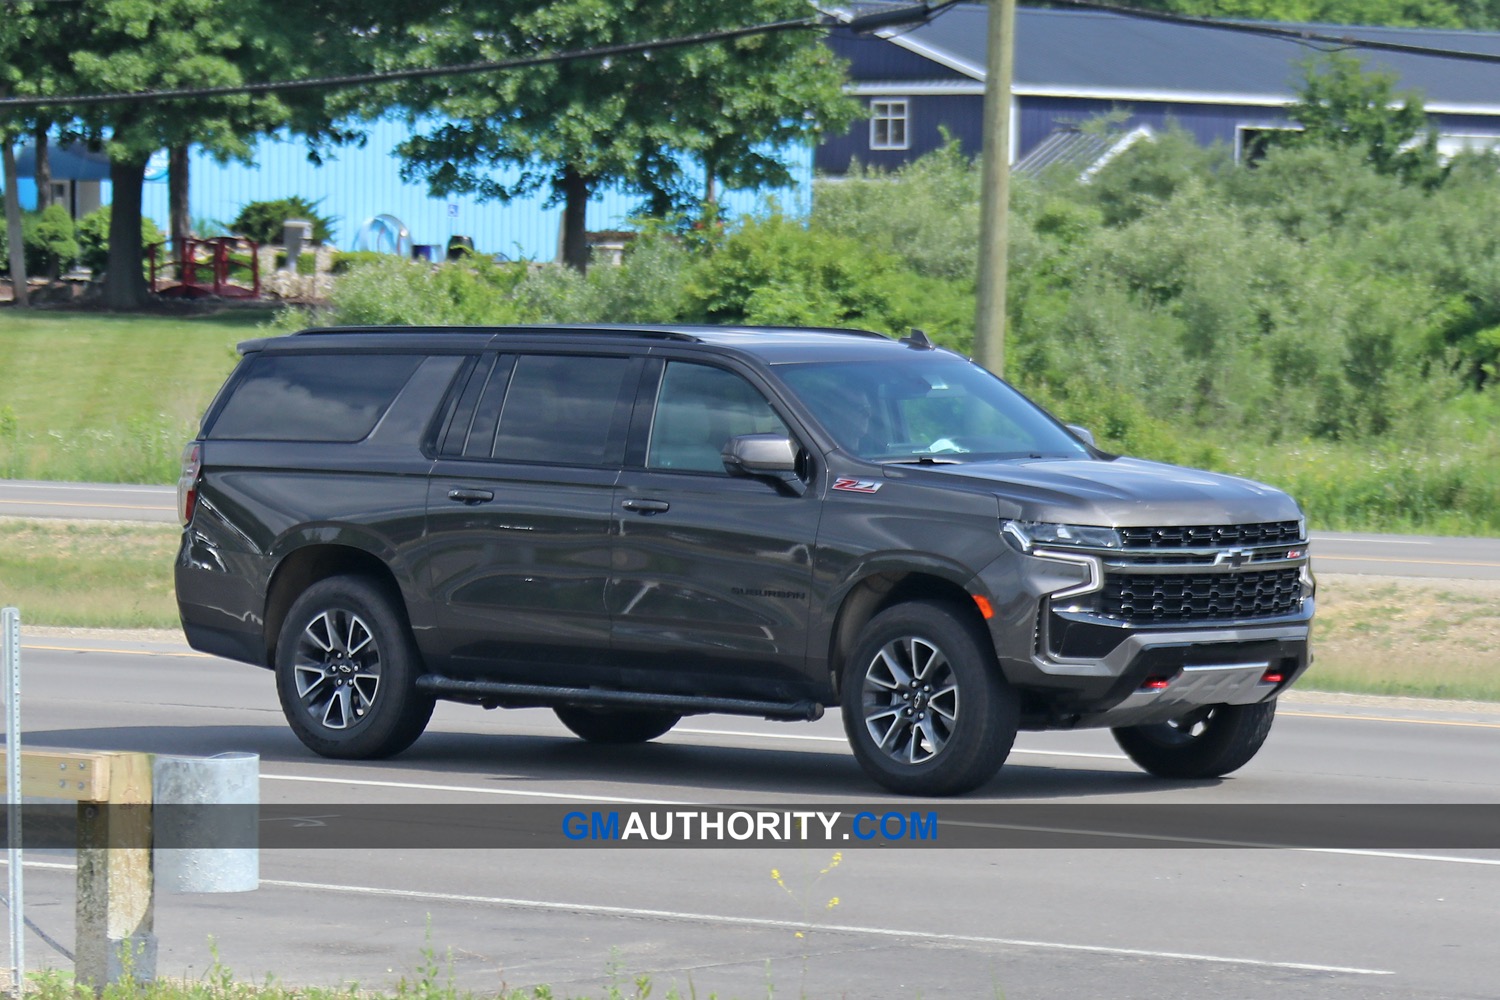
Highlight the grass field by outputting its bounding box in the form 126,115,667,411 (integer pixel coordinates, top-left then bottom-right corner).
0,308,264,482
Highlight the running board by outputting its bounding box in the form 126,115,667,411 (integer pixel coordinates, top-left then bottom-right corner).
415,675,825,722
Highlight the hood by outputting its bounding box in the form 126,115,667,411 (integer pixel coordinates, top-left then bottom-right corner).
894,456,1301,526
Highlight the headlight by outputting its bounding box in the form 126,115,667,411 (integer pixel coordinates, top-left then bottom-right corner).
1002,520,1122,552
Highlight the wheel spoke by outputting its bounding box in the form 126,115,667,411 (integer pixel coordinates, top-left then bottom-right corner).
874,646,913,688
911,641,946,683
292,607,381,732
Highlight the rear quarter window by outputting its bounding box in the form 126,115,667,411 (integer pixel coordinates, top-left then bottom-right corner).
207,353,425,442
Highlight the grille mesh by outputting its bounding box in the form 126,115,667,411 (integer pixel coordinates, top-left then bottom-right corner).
1120,521,1302,549
1100,568,1303,624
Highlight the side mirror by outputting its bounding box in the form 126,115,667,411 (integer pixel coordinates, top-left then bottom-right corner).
722,434,806,496
1066,424,1096,447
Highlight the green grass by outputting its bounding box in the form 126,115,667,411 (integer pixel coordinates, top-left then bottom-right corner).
0,519,180,628
0,309,263,483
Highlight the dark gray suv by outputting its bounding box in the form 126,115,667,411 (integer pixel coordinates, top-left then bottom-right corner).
176,325,1313,795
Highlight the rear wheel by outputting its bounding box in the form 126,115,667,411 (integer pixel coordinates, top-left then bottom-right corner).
554,707,680,744
275,576,434,759
841,600,1018,796
1112,700,1277,779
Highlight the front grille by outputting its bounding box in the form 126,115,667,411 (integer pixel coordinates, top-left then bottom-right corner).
1120,521,1302,549
1099,568,1303,624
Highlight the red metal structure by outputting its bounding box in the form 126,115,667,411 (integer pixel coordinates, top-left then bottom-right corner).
150,237,261,299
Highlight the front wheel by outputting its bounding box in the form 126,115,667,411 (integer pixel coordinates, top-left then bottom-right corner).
275,575,434,759
554,706,680,744
1112,700,1277,779
841,600,1018,796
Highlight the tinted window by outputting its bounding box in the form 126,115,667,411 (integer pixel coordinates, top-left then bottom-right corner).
210,353,423,442
647,363,789,473
778,355,1089,462
490,355,634,466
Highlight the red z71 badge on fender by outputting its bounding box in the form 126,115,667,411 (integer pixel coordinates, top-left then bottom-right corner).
833,478,882,494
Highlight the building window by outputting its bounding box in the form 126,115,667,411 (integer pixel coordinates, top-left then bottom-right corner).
870,100,910,151
1236,125,1301,165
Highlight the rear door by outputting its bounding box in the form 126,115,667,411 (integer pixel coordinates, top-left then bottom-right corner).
424,350,640,685
608,358,823,701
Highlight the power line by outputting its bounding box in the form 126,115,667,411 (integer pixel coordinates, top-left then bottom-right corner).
0,16,826,110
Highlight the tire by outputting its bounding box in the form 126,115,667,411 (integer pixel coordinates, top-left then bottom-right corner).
840,600,1018,796
275,575,435,759
554,706,680,744
1112,700,1277,779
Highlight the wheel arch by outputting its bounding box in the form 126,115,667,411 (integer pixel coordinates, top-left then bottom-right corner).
827,570,993,696
264,544,407,668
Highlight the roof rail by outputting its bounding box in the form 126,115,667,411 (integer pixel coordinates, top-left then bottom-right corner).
292,324,704,342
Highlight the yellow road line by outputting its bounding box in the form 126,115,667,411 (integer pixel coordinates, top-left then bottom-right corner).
0,499,172,512
21,643,213,659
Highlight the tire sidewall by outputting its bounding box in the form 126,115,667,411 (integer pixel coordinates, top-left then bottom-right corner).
840,600,1017,796
275,575,433,759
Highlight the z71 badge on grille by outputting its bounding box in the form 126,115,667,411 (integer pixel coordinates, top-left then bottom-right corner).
833,478,882,494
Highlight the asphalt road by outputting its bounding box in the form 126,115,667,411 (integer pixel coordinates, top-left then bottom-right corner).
5,478,1500,580
4,634,1499,999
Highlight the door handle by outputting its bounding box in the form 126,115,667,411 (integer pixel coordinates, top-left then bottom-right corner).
447,488,495,505
621,498,670,514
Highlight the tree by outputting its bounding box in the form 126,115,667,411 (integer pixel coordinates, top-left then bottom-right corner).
387,0,855,271
1275,52,1441,186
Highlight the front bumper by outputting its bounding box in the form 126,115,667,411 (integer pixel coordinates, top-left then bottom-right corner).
973,546,1313,729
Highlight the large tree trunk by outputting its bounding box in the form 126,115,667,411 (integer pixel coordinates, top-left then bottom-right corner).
559,165,591,273
34,125,51,211
168,144,190,262
101,157,150,310
2,137,29,308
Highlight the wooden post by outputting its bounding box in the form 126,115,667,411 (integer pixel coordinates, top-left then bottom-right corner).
0,750,155,993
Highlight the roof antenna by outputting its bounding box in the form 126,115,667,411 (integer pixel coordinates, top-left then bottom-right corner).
900,328,934,349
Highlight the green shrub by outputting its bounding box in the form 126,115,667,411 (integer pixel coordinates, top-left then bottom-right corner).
21,205,79,276
75,206,167,274
330,250,394,274
230,196,337,244
688,213,907,330
812,135,981,280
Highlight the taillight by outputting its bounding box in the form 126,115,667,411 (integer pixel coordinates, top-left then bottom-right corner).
177,442,202,525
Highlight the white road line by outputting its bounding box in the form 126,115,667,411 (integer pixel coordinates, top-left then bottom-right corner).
252,878,1393,976
1,483,172,495
0,860,1398,974
260,772,686,805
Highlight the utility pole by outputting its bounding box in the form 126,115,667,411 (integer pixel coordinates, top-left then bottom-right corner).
974,0,1014,375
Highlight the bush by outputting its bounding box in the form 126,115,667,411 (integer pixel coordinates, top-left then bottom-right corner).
75,206,166,274
688,213,907,330
230,196,337,245
21,205,79,276
330,250,393,274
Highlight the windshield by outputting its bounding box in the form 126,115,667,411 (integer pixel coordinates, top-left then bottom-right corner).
777,354,1091,463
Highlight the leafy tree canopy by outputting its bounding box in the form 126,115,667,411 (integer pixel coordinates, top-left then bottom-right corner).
383,0,856,270
1275,52,1442,186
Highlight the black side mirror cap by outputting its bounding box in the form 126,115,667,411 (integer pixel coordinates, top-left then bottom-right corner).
722,434,806,496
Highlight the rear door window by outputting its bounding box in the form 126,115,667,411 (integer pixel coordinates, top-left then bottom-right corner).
478,354,637,467
208,353,424,441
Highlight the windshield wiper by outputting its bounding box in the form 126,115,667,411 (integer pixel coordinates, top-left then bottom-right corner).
882,456,963,465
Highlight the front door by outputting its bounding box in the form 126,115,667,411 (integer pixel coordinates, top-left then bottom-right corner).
609,360,822,700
